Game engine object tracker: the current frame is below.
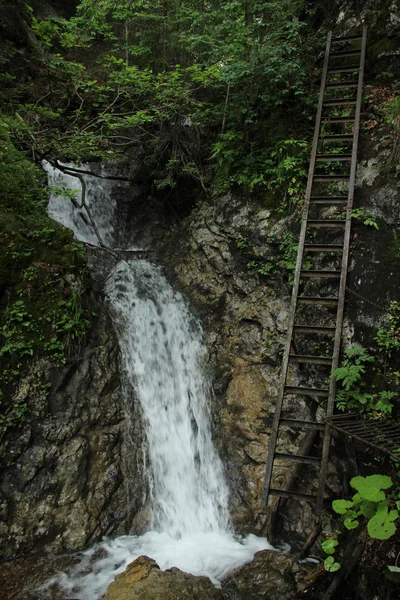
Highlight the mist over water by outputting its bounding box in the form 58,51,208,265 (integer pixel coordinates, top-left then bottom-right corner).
42,165,272,599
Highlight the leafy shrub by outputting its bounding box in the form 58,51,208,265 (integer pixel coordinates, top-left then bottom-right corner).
375,301,400,358
383,95,400,163
333,344,396,416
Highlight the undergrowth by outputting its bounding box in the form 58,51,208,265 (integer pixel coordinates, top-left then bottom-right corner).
0,119,92,432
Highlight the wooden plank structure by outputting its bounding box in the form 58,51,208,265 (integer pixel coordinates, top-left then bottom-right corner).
261,27,368,515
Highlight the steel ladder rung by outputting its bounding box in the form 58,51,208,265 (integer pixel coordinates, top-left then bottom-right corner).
328,65,359,73
303,243,343,251
300,270,340,279
266,416,325,431
323,98,357,106
326,81,358,89
316,154,352,161
288,354,332,365
269,489,317,503
275,453,322,466
310,196,347,204
297,296,338,305
321,116,355,123
313,175,350,182
320,134,353,141
330,50,361,58
284,385,329,397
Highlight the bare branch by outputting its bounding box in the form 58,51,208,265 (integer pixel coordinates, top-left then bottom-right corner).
50,159,130,182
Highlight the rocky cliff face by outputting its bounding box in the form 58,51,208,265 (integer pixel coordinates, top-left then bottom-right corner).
158,130,400,543
157,196,340,541
0,264,145,559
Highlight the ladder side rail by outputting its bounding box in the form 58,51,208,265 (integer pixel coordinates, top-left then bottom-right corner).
261,32,333,505
316,25,367,512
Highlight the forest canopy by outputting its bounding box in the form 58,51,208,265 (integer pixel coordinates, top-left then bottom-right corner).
0,0,325,202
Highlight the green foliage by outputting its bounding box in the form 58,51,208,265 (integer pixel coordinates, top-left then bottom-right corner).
324,555,341,573
236,236,248,250
333,344,396,416
332,475,398,540
323,475,400,575
278,232,311,284
321,539,339,555
322,539,341,571
375,301,400,358
0,0,320,197
333,344,373,390
383,94,400,163
246,259,275,277
351,208,379,230
211,134,309,202
0,114,91,433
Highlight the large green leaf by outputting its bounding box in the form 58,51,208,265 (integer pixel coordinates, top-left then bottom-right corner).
350,475,393,501
367,505,398,540
368,515,396,540
387,566,400,573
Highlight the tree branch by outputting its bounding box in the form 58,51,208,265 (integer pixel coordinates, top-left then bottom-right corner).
49,159,130,182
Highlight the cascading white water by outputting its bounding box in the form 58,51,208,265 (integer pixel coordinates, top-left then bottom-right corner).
42,165,273,599
43,161,116,247
109,260,230,537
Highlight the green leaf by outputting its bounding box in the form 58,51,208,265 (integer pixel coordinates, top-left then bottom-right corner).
367,513,397,540
332,500,354,515
344,517,359,530
321,539,338,555
324,556,341,572
350,475,392,501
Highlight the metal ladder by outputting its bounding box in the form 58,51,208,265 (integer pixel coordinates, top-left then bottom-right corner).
261,27,367,515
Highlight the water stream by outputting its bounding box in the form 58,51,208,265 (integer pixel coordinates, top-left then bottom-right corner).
43,165,272,598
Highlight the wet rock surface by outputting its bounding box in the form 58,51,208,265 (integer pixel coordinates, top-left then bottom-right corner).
103,552,305,600
222,549,298,600
159,195,334,539
104,556,225,600
0,294,133,559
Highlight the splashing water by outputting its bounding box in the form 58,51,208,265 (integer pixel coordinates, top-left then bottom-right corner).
42,166,272,599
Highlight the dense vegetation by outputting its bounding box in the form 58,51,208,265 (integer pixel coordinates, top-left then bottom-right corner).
0,0,326,201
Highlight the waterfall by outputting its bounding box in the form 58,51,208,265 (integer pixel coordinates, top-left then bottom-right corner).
108,260,231,537
42,165,272,599
43,161,116,247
